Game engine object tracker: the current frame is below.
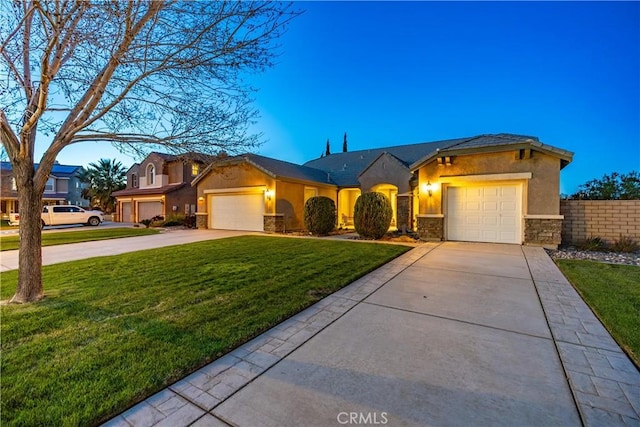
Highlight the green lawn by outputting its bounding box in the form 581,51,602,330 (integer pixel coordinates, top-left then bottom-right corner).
556,259,640,366
0,227,160,251
0,236,409,426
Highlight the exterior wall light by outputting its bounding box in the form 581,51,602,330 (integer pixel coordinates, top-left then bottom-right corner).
265,189,274,200
423,181,433,197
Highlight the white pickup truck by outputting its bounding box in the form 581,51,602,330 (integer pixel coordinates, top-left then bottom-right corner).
9,205,104,227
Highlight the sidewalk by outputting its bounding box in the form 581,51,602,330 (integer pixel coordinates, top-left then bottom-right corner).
0,229,252,272
104,242,640,426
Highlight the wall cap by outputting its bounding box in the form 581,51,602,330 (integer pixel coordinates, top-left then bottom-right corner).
524,215,564,220
417,214,445,218
195,212,208,216
264,213,284,217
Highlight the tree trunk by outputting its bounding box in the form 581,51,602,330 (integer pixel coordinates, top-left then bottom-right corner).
10,168,44,303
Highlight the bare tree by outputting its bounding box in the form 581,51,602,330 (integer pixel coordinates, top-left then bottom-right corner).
1,0,297,303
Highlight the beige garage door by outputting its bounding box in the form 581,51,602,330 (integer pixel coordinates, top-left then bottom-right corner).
447,184,521,244
138,201,162,222
121,202,131,223
211,193,264,231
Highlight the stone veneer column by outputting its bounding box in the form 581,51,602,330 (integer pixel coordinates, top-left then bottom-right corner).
195,212,208,229
396,194,412,233
524,215,563,249
263,214,284,233
416,214,444,241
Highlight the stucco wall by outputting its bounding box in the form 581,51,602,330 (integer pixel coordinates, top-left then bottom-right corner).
166,187,197,216
195,162,337,230
168,162,184,184
359,153,413,193
417,150,562,216
275,181,336,230
560,200,640,245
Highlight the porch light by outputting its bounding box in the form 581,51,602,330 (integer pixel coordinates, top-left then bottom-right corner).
265,189,274,200
423,181,433,197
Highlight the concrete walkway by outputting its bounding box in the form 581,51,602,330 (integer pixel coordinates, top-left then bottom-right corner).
0,229,252,272
103,242,640,427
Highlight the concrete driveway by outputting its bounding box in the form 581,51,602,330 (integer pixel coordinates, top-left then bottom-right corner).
107,242,640,427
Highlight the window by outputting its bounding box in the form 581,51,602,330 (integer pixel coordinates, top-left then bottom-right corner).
45,178,55,193
11,177,16,190
146,164,155,185
191,164,199,176
132,173,138,188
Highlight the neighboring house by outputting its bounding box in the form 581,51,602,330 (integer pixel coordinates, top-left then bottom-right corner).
112,152,209,223
0,161,88,220
192,133,573,248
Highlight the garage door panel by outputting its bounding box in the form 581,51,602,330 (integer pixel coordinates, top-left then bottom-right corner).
211,193,264,232
138,201,162,221
122,202,131,222
447,184,522,244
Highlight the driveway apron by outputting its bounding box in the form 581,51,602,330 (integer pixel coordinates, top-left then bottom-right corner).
212,242,579,426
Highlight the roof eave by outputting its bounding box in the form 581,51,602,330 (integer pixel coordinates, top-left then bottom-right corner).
410,142,574,171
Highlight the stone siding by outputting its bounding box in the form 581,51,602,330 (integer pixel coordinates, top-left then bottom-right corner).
524,218,562,248
396,195,412,233
195,213,208,229
264,214,284,233
417,216,443,241
560,200,640,245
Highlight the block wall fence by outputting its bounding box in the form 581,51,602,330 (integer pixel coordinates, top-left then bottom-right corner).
560,200,640,245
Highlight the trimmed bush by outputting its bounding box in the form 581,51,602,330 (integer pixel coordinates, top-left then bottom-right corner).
303,196,336,236
354,192,393,239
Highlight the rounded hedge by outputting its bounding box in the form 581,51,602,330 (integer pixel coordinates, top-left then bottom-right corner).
303,196,336,236
354,192,393,239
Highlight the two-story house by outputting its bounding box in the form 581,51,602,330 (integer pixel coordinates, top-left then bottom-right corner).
0,161,88,220
112,152,209,223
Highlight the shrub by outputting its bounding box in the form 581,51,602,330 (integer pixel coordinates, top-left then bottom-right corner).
162,214,185,227
575,236,607,252
610,235,640,253
354,192,393,239
139,219,153,228
303,196,336,236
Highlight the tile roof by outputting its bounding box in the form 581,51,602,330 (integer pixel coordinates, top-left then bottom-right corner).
112,183,187,197
193,133,573,188
303,137,470,186
243,153,335,185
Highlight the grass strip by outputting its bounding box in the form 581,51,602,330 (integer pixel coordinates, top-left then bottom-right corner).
1,235,410,426
0,227,159,251
555,259,640,366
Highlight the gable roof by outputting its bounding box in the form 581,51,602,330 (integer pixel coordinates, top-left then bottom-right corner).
358,151,411,179
303,137,469,186
192,153,335,186
193,133,573,189
409,133,573,170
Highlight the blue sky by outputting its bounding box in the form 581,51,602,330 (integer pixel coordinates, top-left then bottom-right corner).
53,1,639,195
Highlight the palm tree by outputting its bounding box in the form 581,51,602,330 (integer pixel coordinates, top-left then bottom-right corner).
78,159,127,214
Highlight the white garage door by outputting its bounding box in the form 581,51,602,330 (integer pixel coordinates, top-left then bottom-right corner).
447,184,521,244
138,201,162,221
211,193,264,231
